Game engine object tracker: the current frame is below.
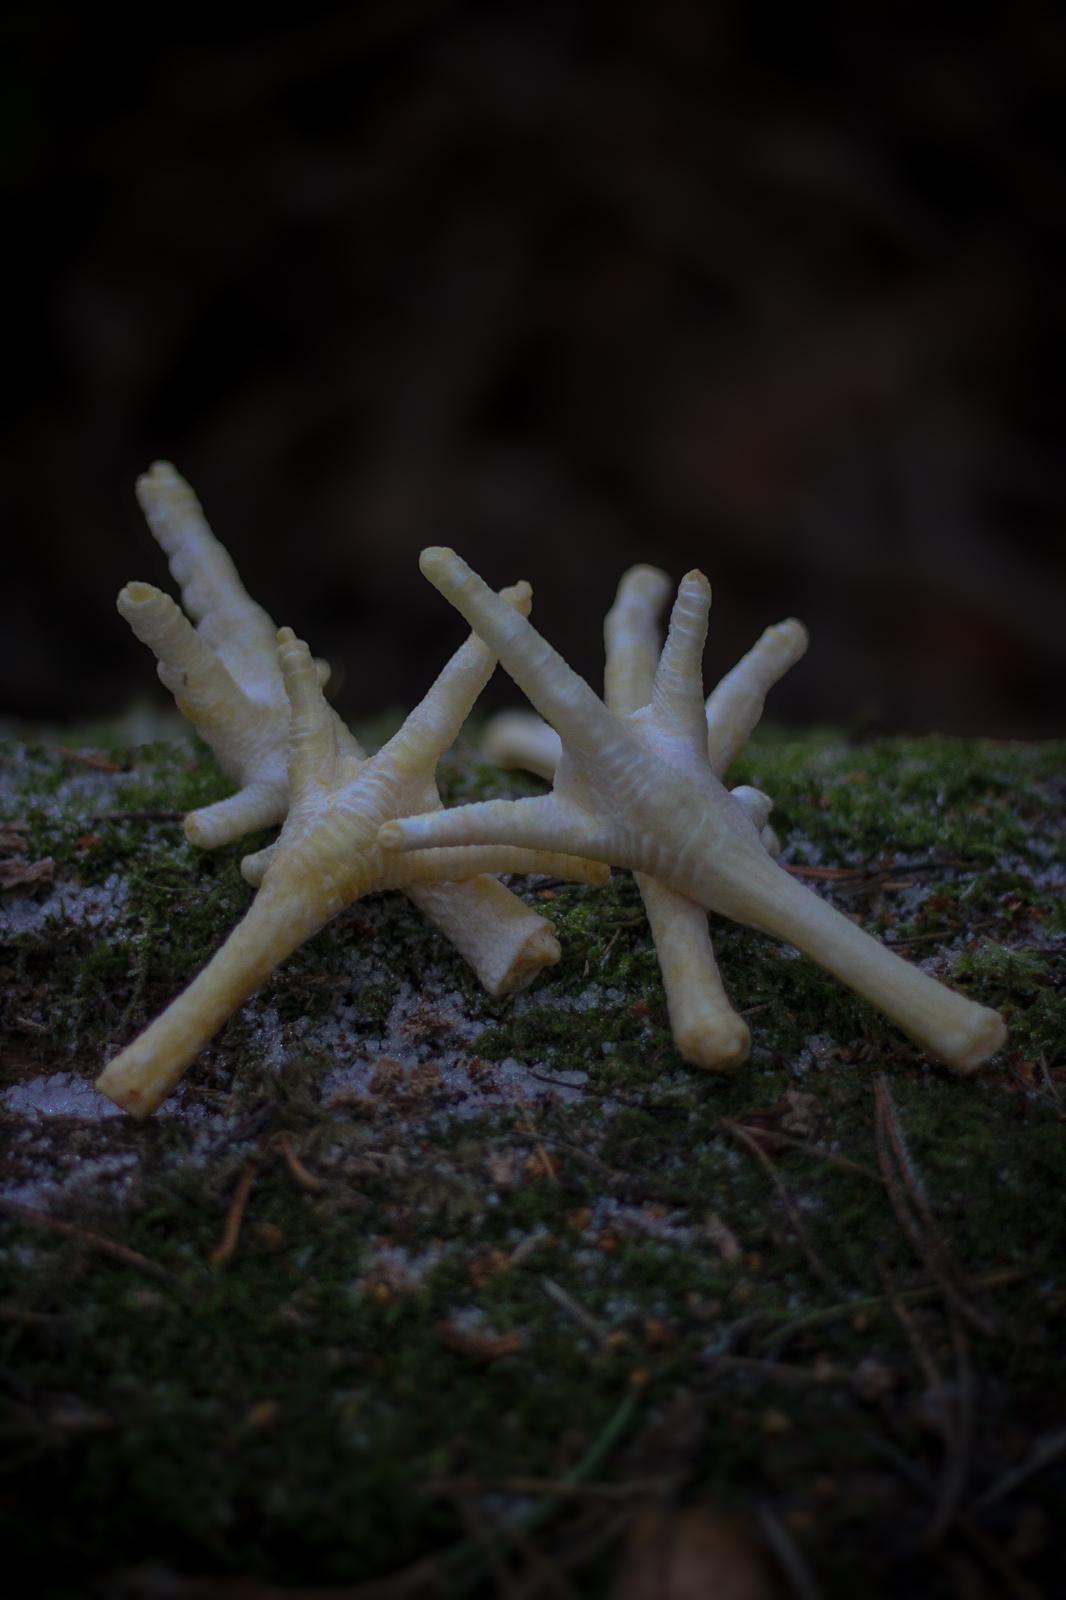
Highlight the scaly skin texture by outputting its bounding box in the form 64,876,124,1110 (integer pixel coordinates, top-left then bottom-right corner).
120,463,298,846
118,462,570,998
482,565,806,1069
380,550,1007,1074
97,600,607,1117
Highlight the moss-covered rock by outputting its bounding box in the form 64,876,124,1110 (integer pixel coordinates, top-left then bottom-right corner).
1,728,1063,1596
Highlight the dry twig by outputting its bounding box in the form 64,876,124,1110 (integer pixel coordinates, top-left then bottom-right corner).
873,1076,991,1337
975,1424,1066,1511
759,1267,1029,1356
728,1122,882,1183
542,1277,612,1351
0,1199,174,1284
275,1134,326,1194
873,1080,979,1545
210,1164,257,1266
864,1432,1040,1600
722,1118,840,1294
757,1501,825,1600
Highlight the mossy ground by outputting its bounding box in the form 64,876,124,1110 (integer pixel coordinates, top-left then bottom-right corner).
0,728,1063,1598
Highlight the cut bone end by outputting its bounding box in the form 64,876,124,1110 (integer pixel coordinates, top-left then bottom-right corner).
482,921,562,996
116,583,176,647
675,1013,752,1072
937,1004,1007,1075
117,583,191,663
118,581,161,611
96,1047,170,1120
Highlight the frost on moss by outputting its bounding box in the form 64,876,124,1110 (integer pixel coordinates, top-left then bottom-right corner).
0,728,1064,1595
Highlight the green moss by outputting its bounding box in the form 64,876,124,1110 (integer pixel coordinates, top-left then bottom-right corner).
1,730,1064,1595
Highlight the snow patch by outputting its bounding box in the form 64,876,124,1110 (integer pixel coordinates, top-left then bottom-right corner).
0,873,129,937
1,1072,122,1120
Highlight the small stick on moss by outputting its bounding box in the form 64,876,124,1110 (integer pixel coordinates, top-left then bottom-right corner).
441,1391,640,1595
976,1424,1066,1511
878,1264,943,1392
429,1474,666,1500
522,1064,590,1098
275,1134,326,1194
728,1123,882,1184
705,1353,840,1387
757,1501,825,1600
210,1164,257,1266
884,917,1004,950
879,1262,973,1545
552,1507,640,1590
437,1323,524,1363
784,859,975,884
722,1119,840,1295
111,1560,439,1597
92,809,185,823
471,1493,584,1600
514,1103,559,1183
863,1431,1040,1600
543,1277,612,1351
0,1200,174,1284
49,746,123,772
12,1014,48,1034
0,1303,64,1327
758,1267,1029,1356
926,1304,974,1548
451,1494,523,1598
784,864,872,881
873,1076,992,1337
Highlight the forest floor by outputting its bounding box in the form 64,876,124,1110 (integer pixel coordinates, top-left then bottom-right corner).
0,725,1063,1599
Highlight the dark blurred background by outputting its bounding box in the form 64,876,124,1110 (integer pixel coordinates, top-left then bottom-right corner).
3,1,1064,737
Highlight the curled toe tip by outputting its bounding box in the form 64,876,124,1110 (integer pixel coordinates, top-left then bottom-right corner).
135,461,192,508
135,461,175,494
499,579,533,616
620,563,672,596
419,547,460,582
183,813,211,848
277,628,314,664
